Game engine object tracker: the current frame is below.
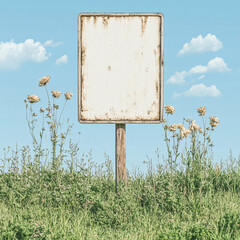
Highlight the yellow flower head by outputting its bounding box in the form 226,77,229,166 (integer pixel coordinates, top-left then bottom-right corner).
27,95,40,103
65,92,73,100
39,76,50,87
51,91,61,98
197,106,206,116
164,105,175,115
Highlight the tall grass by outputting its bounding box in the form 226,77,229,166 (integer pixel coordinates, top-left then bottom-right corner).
0,78,240,239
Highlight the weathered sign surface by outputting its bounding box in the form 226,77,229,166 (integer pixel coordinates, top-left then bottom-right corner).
78,13,164,123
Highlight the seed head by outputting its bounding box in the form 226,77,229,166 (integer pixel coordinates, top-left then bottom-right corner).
65,92,73,100
197,106,206,116
27,95,40,103
164,105,175,115
51,91,61,98
47,113,51,118
33,113,37,117
40,108,44,113
39,76,50,87
199,128,203,133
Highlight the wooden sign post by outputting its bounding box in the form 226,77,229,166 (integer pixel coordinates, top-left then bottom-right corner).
115,124,126,192
78,13,164,193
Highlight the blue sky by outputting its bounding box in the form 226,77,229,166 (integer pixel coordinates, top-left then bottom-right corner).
1,0,239,173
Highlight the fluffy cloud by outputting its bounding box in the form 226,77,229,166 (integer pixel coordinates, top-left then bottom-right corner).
167,57,231,84
167,71,188,84
55,54,68,65
178,34,222,55
174,84,221,98
44,40,62,47
0,39,49,70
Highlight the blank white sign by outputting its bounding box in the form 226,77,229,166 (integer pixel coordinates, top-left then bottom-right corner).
78,13,164,123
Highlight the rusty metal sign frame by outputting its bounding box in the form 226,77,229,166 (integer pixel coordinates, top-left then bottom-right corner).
78,13,164,124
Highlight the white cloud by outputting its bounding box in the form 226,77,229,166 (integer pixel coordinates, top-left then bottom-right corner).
44,40,62,47
174,84,221,98
55,54,68,65
198,75,205,80
167,71,188,84
0,39,49,70
167,57,231,84
178,34,222,55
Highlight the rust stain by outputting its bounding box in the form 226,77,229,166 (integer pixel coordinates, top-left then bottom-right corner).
107,65,111,71
141,16,148,34
102,16,110,27
80,75,85,113
93,16,97,25
147,110,152,115
81,46,86,65
155,81,159,94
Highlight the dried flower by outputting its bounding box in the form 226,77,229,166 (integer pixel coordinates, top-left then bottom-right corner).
189,121,199,131
65,92,73,100
177,123,184,130
197,106,206,116
209,116,219,123
33,113,37,117
46,107,50,112
199,128,203,133
27,95,40,103
180,127,191,138
164,105,175,115
47,113,51,118
186,118,191,122
26,104,28,108
24,99,27,103
210,122,217,127
40,108,44,113
53,104,59,109
168,124,178,132
209,116,219,128
51,91,61,98
39,76,50,87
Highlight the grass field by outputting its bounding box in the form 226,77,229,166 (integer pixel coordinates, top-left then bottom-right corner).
1,146,240,239
1,78,239,239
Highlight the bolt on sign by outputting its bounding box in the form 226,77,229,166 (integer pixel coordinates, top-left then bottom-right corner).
78,13,164,123
78,13,164,190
